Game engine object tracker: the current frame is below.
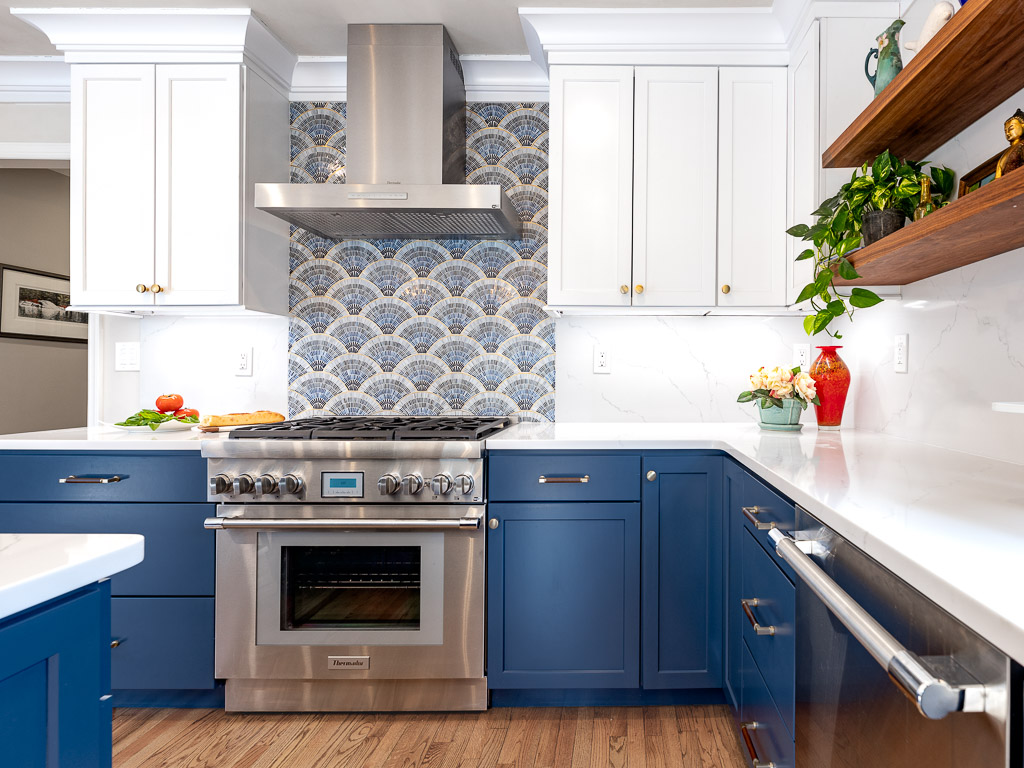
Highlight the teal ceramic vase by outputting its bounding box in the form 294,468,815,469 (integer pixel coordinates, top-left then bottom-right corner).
758,399,803,432
865,19,906,98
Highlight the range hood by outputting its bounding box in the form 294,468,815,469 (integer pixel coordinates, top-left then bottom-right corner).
256,24,521,240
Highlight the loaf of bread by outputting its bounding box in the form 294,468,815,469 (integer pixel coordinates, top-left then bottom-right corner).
199,411,286,428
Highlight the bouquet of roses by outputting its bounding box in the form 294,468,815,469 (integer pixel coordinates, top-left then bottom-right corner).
738,366,820,410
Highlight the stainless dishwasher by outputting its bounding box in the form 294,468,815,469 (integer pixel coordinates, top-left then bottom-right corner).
770,507,1020,768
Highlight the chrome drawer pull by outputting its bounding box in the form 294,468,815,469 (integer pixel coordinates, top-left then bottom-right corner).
60,475,122,484
204,517,481,531
742,505,777,530
741,598,776,636
538,475,590,484
739,722,776,768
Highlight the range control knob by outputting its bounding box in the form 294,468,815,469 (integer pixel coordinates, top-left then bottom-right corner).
255,474,278,495
454,474,475,496
232,474,255,495
377,473,401,496
209,474,231,495
431,473,454,495
280,474,305,496
402,473,424,494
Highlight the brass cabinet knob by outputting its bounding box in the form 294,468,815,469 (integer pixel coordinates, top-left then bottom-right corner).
635,285,644,295
150,284,163,294
721,285,731,294
136,284,149,293
620,285,629,295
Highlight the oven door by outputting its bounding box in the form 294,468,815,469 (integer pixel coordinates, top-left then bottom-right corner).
209,504,484,681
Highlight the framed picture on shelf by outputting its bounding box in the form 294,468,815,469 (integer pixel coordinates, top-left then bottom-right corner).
957,151,1002,198
0,264,88,343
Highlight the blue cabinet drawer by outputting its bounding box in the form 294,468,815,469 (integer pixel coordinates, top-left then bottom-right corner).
110,597,215,690
0,503,214,596
0,452,207,503
740,529,795,736
739,473,797,580
488,453,641,502
739,640,794,768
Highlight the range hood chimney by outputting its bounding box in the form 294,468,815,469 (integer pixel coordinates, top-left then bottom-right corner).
256,24,522,240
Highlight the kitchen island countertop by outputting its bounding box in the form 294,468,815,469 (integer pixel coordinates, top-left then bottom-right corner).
487,422,1024,666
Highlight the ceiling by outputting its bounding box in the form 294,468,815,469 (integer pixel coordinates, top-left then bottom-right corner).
2,0,773,57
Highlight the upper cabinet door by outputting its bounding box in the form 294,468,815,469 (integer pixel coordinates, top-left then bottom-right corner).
71,65,156,306
154,65,242,306
548,66,634,307
633,67,718,307
788,22,820,305
718,67,788,307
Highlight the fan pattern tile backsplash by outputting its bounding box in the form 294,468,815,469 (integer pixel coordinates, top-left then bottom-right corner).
287,101,554,420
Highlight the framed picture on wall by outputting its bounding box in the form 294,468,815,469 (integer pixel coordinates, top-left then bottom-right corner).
957,152,1002,198
0,264,88,343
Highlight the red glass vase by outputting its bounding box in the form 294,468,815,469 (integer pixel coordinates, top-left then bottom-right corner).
809,346,850,430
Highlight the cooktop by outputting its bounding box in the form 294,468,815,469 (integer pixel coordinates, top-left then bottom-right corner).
228,416,513,441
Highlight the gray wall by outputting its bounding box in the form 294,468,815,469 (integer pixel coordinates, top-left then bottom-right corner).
0,169,87,433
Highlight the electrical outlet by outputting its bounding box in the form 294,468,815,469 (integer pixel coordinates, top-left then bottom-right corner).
114,342,140,372
593,347,610,374
236,347,254,377
894,334,908,373
794,343,811,370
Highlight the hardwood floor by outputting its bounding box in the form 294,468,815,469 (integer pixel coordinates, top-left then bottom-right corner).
112,705,746,768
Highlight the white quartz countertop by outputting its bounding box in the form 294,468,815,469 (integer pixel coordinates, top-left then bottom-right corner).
486,422,1024,665
0,426,225,451
0,533,144,621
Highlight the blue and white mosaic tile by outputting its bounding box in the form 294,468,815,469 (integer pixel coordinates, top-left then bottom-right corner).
287,102,553,421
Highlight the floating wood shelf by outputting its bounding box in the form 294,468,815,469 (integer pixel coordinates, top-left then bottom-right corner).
833,169,1024,285
823,0,1024,169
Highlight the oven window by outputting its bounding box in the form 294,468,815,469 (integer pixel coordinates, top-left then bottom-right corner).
280,546,421,631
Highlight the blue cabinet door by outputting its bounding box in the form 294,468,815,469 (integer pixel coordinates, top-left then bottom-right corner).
640,455,723,689
724,460,743,709
487,502,641,689
0,582,110,768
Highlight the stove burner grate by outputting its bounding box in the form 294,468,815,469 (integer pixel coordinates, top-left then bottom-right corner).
229,415,511,441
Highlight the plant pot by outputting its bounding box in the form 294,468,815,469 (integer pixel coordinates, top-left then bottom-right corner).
810,346,851,430
758,399,803,432
862,209,906,246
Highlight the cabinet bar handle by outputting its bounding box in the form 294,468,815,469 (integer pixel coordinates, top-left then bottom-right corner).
741,598,776,636
742,506,776,530
204,517,481,531
59,475,122,484
538,475,590,484
739,722,775,768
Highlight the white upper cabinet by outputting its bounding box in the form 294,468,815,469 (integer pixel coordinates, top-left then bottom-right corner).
548,64,788,311
787,22,820,305
632,67,718,308
548,66,634,307
717,67,788,307
71,63,288,314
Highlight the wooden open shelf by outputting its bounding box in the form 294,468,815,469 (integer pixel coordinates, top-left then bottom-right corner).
833,169,1024,285
823,0,1024,169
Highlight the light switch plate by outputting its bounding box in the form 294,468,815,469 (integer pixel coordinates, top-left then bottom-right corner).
114,342,140,372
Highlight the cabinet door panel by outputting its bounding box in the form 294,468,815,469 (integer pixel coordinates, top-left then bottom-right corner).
718,68,788,307
110,597,215,689
71,64,155,306
641,455,723,689
548,66,634,307
487,502,640,689
788,22,820,305
155,64,241,306
724,461,743,709
633,67,718,307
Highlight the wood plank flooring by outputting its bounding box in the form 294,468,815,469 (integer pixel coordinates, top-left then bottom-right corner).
112,705,746,768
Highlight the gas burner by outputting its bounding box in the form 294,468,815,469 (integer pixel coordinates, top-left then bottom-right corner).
229,416,512,441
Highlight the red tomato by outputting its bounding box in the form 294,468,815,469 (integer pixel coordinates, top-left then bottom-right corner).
174,408,199,419
155,394,184,412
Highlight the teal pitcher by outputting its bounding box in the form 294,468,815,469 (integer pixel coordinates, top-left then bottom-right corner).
865,19,906,98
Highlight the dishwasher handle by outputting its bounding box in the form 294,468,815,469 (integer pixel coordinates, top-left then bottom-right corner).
769,528,987,720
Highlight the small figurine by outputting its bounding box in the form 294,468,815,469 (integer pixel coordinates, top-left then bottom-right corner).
865,19,907,98
905,2,955,53
996,109,1024,179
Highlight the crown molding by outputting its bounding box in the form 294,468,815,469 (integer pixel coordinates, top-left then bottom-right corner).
10,8,297,96
0,56,69,102
290,55,549,103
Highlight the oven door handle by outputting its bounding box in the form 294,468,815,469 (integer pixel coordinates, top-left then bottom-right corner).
769,528,988,720
203,516,481,531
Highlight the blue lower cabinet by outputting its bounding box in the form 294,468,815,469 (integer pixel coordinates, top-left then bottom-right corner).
487,502,641,689
724,460,745,709
739,640,795,768
641,456,723,689
0,582,111,768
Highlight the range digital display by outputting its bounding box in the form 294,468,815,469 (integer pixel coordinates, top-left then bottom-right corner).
320,472,364,498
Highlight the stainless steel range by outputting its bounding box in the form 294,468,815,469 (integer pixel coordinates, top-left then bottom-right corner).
201,416,511,713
